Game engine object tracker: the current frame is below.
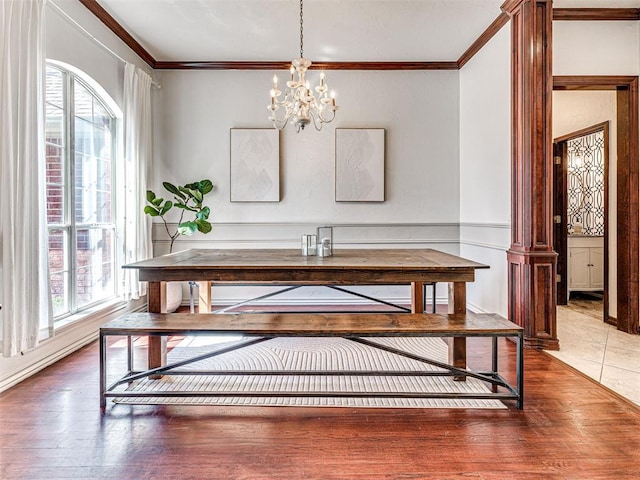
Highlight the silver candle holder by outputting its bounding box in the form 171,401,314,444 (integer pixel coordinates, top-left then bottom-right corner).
301,234,317,256
316,226,333,257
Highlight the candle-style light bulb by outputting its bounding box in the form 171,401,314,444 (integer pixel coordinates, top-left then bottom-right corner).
330,90,336,106
273,75,278,85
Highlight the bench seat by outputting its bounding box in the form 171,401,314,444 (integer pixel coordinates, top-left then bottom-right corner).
102,311,521,337
100,312,523,409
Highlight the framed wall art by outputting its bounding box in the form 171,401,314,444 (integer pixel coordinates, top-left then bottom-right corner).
230,128,280,202
335,128,385,202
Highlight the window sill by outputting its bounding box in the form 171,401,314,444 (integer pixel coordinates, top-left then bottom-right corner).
54,297,130,333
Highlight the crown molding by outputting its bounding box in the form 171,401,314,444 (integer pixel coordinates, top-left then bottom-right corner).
77,0,156,68
457,12,510,68
553,8,640,21
153,61,459,71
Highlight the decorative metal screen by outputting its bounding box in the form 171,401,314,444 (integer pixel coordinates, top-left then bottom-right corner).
567,130,605,236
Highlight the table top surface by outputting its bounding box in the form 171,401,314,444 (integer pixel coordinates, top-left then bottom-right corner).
124,248,489,271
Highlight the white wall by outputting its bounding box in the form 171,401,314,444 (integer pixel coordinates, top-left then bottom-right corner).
554,19,640,322
152,69,462,306
459,25,511,316
45,0,153,104
553,21,640,76
553,91,618,318
152,69,460,223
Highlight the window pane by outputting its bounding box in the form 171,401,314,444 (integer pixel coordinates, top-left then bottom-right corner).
48,229,69,317
74,117,113,224
46,68,63,108
75,152,97,224
75,228,114,308
74,80,93,121
45,104,65,147
93,100,112,130
46,144,65,224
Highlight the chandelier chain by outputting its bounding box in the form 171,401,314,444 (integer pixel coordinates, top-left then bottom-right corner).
299,0,304,58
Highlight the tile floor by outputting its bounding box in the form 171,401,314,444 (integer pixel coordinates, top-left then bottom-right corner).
546,301,640,406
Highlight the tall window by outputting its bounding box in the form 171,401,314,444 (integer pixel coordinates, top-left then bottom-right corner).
45,63,117,321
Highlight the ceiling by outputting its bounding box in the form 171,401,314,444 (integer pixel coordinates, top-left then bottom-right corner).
89,0,640,64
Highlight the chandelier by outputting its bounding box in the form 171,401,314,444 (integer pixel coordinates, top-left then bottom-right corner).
267,0,338,132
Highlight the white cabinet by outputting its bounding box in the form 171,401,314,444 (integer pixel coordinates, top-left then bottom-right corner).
568,236,604,292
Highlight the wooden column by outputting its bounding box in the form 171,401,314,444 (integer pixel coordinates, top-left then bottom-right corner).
503,0,559,350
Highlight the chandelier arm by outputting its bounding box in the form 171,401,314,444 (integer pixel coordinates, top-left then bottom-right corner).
317,107,337,124
311,111,324,131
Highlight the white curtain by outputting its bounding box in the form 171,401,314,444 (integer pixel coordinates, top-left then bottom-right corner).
121,63,153,300
0,0,50,356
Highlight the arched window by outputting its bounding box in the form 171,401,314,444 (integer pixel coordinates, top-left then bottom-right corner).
45,62,119,322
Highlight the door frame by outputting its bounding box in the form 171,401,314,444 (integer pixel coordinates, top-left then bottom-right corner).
553,76,639,335
553,122,609,322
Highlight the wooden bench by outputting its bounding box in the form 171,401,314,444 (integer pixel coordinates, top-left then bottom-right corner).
100,312,523,409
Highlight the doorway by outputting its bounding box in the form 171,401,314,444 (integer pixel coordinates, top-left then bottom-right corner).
553,122,609,323
553,76,639,335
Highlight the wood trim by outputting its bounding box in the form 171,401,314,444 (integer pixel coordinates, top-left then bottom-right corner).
603,122,610,326
616,78,640,335
554,76,638,90
77,0,156,68
153,61,460,71
553,8,640,21
553,121,610,143
552,141,568,305
457,12,510,68
553,76,639,336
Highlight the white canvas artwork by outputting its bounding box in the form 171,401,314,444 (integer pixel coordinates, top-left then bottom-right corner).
230,129,280,202
335,129,385,202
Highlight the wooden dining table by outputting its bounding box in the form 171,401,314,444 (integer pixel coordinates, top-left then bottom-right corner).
124,248,489,372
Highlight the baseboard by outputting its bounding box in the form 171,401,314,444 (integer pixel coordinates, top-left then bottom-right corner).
0,331,99,392
0,299,146,393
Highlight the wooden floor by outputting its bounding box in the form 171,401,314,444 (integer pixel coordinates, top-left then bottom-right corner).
1,335,639,479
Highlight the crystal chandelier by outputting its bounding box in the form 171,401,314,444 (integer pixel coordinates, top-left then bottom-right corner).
267,0,338,132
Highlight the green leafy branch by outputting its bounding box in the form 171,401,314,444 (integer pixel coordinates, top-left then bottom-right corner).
144,179,214,253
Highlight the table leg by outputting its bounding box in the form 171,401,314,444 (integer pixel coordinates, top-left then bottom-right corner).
99,332,106,409
411,281,424,314
448,281,467,380
147,281,167,371
198,281,212,313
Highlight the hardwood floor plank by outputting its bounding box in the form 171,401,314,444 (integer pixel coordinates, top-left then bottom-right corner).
1,337,639,479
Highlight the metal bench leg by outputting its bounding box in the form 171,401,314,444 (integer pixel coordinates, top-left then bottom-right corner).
517,333,524,410
100,333,107,409
423,283,437,313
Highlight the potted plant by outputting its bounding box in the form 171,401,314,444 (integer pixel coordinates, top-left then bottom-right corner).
144,179,214,254
144,179,214,311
